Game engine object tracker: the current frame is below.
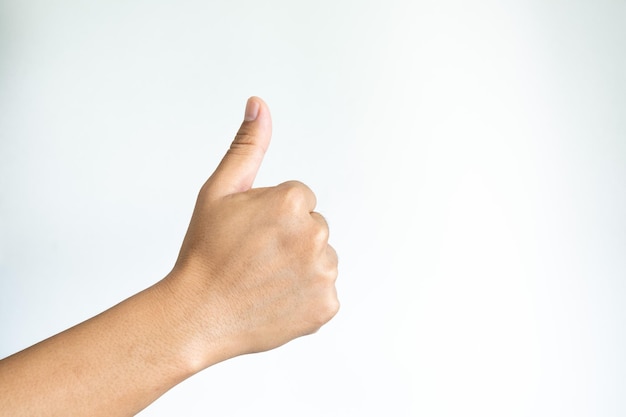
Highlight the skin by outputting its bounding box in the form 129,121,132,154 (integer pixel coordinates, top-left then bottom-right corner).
0,97,339,417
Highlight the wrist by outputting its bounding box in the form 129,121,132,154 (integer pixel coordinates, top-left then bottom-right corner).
152,269,241,375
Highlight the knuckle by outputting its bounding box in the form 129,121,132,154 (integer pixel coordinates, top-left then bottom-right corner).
325,262,339,283
313,296,340,326
278,180,305,193
227,140,263,159
311,222,329,247
302,285,339,334
277,181,307,211
228,125,266,159
280,179,307,189
309,308,329,328
233,124,256,145
327,245,339,265
328,296,340,317
277,180,316,210
310,278,340,321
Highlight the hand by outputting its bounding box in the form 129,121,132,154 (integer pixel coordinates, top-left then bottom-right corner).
0,96,338,417
164,97,339,369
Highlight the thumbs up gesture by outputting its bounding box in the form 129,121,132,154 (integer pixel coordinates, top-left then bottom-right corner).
165,97,339,369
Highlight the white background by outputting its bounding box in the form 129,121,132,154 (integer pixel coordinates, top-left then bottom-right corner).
1,1,625,416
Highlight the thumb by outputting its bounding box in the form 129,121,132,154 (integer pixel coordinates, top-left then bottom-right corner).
205,96,272,198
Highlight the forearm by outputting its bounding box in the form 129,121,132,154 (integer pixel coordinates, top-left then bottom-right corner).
0,278,205,417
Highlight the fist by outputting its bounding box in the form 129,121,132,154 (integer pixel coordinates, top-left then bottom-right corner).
166,97,339,368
